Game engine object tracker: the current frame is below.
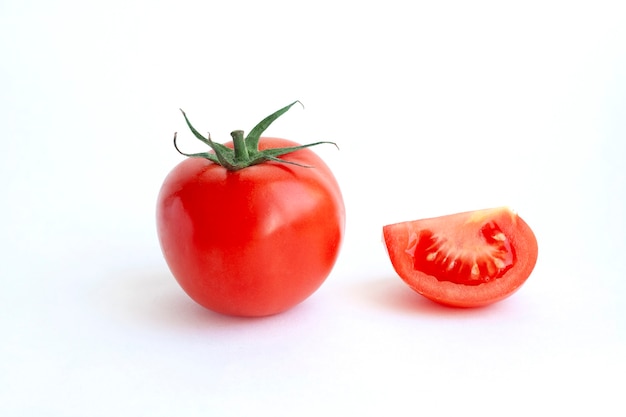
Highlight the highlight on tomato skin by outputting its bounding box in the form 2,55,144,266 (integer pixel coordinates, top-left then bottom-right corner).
382,207,539,308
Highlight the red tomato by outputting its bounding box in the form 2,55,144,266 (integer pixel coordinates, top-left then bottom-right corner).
157,137,345,317
383,207,538,307
157,103,345,317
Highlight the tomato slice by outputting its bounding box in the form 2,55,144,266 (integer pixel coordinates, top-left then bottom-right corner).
383,207,538,307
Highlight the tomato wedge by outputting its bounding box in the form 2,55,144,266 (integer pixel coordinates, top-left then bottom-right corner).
383,207,538,307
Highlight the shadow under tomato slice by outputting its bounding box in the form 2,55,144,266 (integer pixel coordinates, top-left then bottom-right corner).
383,207,538,308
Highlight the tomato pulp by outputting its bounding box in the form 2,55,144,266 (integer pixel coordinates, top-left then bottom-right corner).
383,207,538,307
157,137,345,317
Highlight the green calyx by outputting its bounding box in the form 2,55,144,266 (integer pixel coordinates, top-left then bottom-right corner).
174,101,337,171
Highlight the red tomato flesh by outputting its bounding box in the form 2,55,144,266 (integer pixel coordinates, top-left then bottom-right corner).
383,207,538,307
157,138,345,317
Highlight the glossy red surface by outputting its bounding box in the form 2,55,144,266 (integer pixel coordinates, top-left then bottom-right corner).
157,138,345,316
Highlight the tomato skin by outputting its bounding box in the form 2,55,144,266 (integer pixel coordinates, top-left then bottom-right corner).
383,207,538,308
157,138,345,317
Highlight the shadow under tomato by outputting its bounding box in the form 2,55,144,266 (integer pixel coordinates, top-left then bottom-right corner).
96,266,290,332
349,274,503,317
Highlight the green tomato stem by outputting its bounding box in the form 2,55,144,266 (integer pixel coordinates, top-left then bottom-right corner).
174,101,337,171
230,130,249,162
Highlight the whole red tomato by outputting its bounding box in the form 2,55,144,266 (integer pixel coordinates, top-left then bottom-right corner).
157,102,345,317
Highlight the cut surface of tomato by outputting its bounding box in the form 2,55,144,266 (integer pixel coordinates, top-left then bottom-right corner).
383,207,538,308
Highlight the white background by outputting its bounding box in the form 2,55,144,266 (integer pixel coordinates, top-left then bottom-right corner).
1,0,625,415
